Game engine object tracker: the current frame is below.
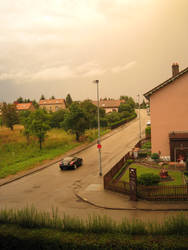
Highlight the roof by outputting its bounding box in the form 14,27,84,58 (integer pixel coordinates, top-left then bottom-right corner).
16,103,33,111
39,99,66,105
92,100,124,108
144,66,188,100
169,131,188,139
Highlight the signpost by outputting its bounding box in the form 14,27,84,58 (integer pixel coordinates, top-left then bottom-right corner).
129,168,137,201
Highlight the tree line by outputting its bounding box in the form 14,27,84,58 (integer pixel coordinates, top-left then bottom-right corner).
0,95,144,149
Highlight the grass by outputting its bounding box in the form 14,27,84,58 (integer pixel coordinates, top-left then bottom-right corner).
0,206,188,235
120,164,184,185
0,125,110,178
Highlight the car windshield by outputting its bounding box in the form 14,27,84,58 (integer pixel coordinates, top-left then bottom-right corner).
62,157,75,164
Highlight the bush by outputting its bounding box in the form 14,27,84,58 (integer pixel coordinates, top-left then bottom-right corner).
151,153,159,161
186,157,188,171
137,173,160,186
145,126,151,138
184,171,188,176
126,159,134,165
138,152,148,158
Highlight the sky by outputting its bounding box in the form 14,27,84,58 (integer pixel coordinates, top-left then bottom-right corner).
0,0,188,103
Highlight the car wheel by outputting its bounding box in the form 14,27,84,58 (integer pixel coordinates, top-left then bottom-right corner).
74,165,77,169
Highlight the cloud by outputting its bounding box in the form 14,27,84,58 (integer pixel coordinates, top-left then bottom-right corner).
111,61,136,73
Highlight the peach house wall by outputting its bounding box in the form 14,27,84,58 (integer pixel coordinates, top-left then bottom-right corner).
150,72,188,157
40,104,65,112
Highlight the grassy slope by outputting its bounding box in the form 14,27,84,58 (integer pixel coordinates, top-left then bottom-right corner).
0,125,109,178
120,164,184,185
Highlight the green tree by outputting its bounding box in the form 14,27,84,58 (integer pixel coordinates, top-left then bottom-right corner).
49,109,66,128
80,100,97,128
40,94,45,100
140,99,147,109
106,112,121,124
62,102,88,141
28,109,50,150
120,96,135,110
19,111,32,144
65,94,73,107
118,103,134,113
16,97,24,103
51,96,55,99
32,100,39,109
2,103,19,130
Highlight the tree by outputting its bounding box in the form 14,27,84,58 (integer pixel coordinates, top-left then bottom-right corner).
51,96,55,99
80,100,98,128
140,99,147,109
2,103,19,130
28,109,50,150
32,100,39,109
62,102,88,141
19,110,32,144
120,96,136,109
106,112,121,124
65,94,73,107
16,97,24,103
118,103,134,113
40,94,45,100
49,109,66,128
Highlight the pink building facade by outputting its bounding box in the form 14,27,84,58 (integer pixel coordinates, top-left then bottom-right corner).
144,64,188,161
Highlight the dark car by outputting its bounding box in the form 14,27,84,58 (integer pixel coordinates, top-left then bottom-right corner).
59,156,83,170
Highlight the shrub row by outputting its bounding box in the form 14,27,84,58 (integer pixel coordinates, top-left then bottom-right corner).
110,113,137,129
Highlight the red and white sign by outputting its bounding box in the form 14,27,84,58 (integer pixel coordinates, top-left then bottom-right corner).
97,144,102,149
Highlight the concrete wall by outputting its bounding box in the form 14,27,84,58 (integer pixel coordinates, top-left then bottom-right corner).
150,72,188,157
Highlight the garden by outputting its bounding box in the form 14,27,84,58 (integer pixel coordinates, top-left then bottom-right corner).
106,136,188,200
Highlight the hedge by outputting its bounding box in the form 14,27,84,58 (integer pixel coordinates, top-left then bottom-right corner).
110,113,137,129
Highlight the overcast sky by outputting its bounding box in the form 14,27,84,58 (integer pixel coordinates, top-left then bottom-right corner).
0,0,188,103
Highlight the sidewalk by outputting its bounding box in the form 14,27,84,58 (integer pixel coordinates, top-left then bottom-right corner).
76,176,188,211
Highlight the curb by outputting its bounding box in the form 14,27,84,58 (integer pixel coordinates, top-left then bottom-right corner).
75,192,188,212
0,118,139,188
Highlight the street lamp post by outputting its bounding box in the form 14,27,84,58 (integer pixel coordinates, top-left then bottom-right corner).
93,80,102,176
137,94,141,140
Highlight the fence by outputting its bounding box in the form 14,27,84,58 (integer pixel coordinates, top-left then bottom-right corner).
137,184,188,201
103,152,132,189
104,139,188,200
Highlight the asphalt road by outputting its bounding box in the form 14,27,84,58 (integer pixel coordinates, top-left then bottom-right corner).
1,110,181,223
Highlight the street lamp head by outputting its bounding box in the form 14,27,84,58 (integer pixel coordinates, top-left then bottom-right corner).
93,80,99,84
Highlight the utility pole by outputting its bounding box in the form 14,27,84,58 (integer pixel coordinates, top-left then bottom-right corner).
93,80,102,176
137,94,142,140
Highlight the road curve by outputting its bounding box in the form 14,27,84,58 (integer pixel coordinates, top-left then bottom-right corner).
0,110,179,222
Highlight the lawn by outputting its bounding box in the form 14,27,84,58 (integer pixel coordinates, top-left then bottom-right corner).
120,163,184,186
0,125,109,178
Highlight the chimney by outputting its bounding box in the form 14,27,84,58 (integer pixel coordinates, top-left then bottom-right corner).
172,62,179,77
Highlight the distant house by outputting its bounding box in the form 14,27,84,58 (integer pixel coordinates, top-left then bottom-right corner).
16,102,35,112
39,99,66,112
144,63,188,161
92,99,124,113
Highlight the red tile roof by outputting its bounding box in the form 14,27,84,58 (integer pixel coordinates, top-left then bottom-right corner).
39,99,66,105
92,100,124,108
16,103,33,110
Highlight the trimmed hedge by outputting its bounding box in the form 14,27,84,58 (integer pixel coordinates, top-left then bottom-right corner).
110,113,137,129
137,173,160,186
